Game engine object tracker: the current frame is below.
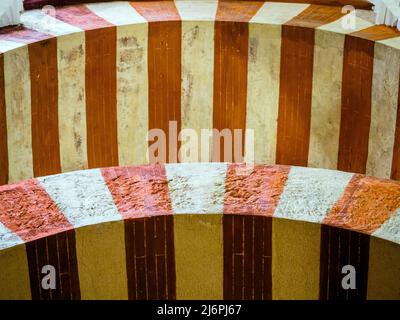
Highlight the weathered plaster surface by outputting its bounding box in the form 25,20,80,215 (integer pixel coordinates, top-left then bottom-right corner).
39,169,121,227
355,9,376,24
87,2,149,166
0,179,71,241
224,164,289,215
250,2,310,24
325,176,400,234
274,166,353,223
4,46,33,183
102,165,173,218
16,8,88,174
367,43,400,179
0,222,23,250
373,208,400,244
175,0,218,21
246,23,280,164
86,1,147,25
57,32,88,172
0,2,400,300
20,9,82,36
0,2,398,185
116,23,149,165
309,30,344,170
0,40,26,53
318,14,373,34
180,20,214,162
379,36,400,50
0,163,400,250
166,162,227,214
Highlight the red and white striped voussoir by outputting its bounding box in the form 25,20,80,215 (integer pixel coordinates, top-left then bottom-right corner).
1,163,400,250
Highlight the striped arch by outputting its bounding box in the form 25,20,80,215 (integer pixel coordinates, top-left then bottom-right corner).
0,1,399,185
0,163,400,300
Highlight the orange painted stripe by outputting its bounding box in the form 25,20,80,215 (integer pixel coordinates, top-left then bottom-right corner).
29,38,61,177
337,35,374,174
391,75,400,180
350,25,400,41
101,165,173,218
324,174,364,220
131,1,181,163
85,28,118,168
213,1,262,162
130,1,181,22
56,6,119,169
0,28,61,178
276,25,314,166
224,164,290,215
276,6,344,167
0,179,72,242
0,28,53,182
285,4,345,28
323,175,400,234
216,1,263,22
0,54,7,185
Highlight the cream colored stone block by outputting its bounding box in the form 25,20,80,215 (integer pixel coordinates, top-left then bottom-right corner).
246,23,281,164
